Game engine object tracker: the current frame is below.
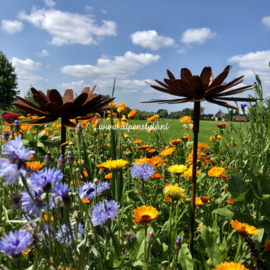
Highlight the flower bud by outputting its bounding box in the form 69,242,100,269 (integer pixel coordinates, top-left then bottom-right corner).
76,123,82,134
94,178,99,184
55,197,62,207
14,120,20,132
146,231,155,245
123,240,129,248
174,236,182,250
43,154,50,168
57,155,65,170
67,151,73,166
73,211,82,223
95,120,100,125
255,172,262,178
99,168,104,175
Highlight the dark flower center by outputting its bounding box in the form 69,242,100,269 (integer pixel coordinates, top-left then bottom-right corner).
141,215,151,222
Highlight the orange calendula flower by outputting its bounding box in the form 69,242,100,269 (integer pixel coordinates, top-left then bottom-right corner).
200,196,210,203
264,240,270,251
170,139,182,146
214,262,248,270
180,116,191,123
82,198,90,204
148,149,156,153
217,135,222,140
209,136,215,142
133,206,158,225
128,109,137,118
135,157,150,165
138,145,150,150
197,142,208,150
147,114,159,121
231,220,260,236
83,171,88,177
188,150,206,165
70,180,84,185
105,173,113,179
146,126,155,132
134,139,142,144
149,156,162,166
160,147,176,157
221,174,228,180
208,166,225,177
197,223,203,231
157,163,166,167
183,134,191,140
152,172,164,179
227,199,234,205
117,102,127,113
97,164,105,168
25,161,43,172
195,197,205,206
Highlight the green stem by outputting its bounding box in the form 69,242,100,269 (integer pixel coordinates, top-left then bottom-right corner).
146,243,151,270
168,200,173,267
234,234,242,263
174,250,180,270
34,245,59,270
144,224,147,262
142,180,146,204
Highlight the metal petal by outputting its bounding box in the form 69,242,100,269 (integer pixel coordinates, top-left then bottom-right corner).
181,68,192,83
200,67,212,91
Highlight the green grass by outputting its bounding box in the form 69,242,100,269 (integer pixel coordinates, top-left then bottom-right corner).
100,119,245,145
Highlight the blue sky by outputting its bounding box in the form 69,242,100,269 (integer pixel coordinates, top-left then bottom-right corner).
1,0,269,114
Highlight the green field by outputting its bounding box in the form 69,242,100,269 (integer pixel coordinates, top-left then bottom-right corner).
100,119,245,145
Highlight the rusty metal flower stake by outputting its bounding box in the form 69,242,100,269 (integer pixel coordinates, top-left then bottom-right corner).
13,86,115,154
142,65,259,256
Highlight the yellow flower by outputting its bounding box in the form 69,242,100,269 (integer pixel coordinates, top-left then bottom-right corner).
133,206,158,225
180,116,191,123
25,161,43,172
231,220,260,236
109,102,117,107
195,197,204,206
160,147,176,157
183,166,201,180
209,136,215,142
217,135,222,140
102,159,128,172
117,102,127,113
208,166,225,177
214,262,249,270
188,150,206,165
167,165,187,175
164,183,186,201
18,116,25,120
128,109,137,118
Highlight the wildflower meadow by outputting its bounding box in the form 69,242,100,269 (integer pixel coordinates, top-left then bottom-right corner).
0,72,270,270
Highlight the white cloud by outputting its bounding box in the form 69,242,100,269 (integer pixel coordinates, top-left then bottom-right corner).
228,50,270,87
58,80,86,91
181,27,216,44
101,9,107,14
43,0,56,8
36,49,49,56
228,50,270,71
11,57,41,70
1,20,23,34
18,8,117,46
92,79,156,93
61,51,160,78
46,63,51,69
130,30,174,50
261,16,270,29
177,48,187,53
85,6,93,10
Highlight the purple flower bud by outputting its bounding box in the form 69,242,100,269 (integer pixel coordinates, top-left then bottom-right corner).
146,231,155,244
241,104,247,110
76,123,82,134
57,155,65,170
67,151,73,165
175,235,182,250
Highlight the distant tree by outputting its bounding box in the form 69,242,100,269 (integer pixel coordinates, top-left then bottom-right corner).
189,109,194,120
0,51,20,105
157,109,168,118
200,107,205,115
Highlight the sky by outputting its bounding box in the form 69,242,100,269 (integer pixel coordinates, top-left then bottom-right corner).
1,0,269,114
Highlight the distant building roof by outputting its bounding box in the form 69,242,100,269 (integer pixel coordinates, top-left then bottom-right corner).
211,109,226,119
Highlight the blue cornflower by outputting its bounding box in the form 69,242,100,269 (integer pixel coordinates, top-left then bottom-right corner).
30,168,63,191
0,230,33,256
56,224,84,246
21,187,54,217
0,136,35,185
52,183,71,208
241,104,247,110
79,182,96,200
174,235,182,250
131,163,155,181
91,199,120,227
67,151,73,165
99,182,110,192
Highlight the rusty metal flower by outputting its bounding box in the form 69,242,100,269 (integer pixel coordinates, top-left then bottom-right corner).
13,86,115,128
142,65,257,109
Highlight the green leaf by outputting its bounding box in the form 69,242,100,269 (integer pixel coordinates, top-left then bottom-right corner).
233,193,246,202
212,208,234,220
128,191,141,202
228,176,247,197
178,243,194,270
252,229,264,244
43,140,61,148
